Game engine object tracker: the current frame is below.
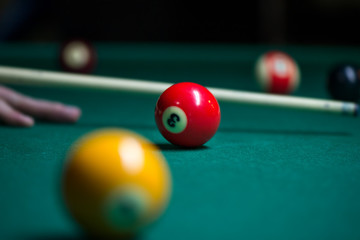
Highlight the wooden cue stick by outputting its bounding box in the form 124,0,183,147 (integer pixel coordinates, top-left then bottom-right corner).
0,65,357,116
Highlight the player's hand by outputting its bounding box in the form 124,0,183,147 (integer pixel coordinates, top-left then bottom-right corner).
0,85,81,127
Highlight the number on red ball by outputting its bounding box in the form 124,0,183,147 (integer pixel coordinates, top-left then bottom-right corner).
255,51,300,94
155,82,221,147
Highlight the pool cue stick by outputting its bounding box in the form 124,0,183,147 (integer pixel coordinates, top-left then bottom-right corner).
0,65,357,116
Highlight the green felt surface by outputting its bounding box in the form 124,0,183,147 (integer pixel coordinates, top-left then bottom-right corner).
0,43,360,240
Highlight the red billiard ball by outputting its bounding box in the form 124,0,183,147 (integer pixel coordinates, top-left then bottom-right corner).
59,40,97,74
255,51,300,94
155,82,221,147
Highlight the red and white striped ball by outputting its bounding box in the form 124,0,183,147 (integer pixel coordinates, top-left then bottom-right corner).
255,51,300,94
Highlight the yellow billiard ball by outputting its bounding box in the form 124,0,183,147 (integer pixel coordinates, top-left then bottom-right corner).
62,129,172,238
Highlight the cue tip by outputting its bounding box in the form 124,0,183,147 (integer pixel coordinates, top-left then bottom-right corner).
354,104,359,117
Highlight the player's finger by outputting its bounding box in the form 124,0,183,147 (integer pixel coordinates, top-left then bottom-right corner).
16,99,81,122
0,99,34,127
0,85,81,122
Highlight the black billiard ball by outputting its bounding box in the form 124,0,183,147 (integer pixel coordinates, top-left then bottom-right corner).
327,64,360,102
59,40,97,74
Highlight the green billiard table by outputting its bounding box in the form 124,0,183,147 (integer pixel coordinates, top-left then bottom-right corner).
0,43,360,240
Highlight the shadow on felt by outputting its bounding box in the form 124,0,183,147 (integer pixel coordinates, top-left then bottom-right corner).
155,143,209,151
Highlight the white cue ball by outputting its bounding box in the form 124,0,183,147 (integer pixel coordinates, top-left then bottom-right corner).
60,40,96,73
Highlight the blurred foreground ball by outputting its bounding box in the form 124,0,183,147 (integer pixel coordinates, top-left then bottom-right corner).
62,129,172,238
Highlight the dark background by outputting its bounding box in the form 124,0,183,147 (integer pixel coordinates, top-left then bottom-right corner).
1,0,360,44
